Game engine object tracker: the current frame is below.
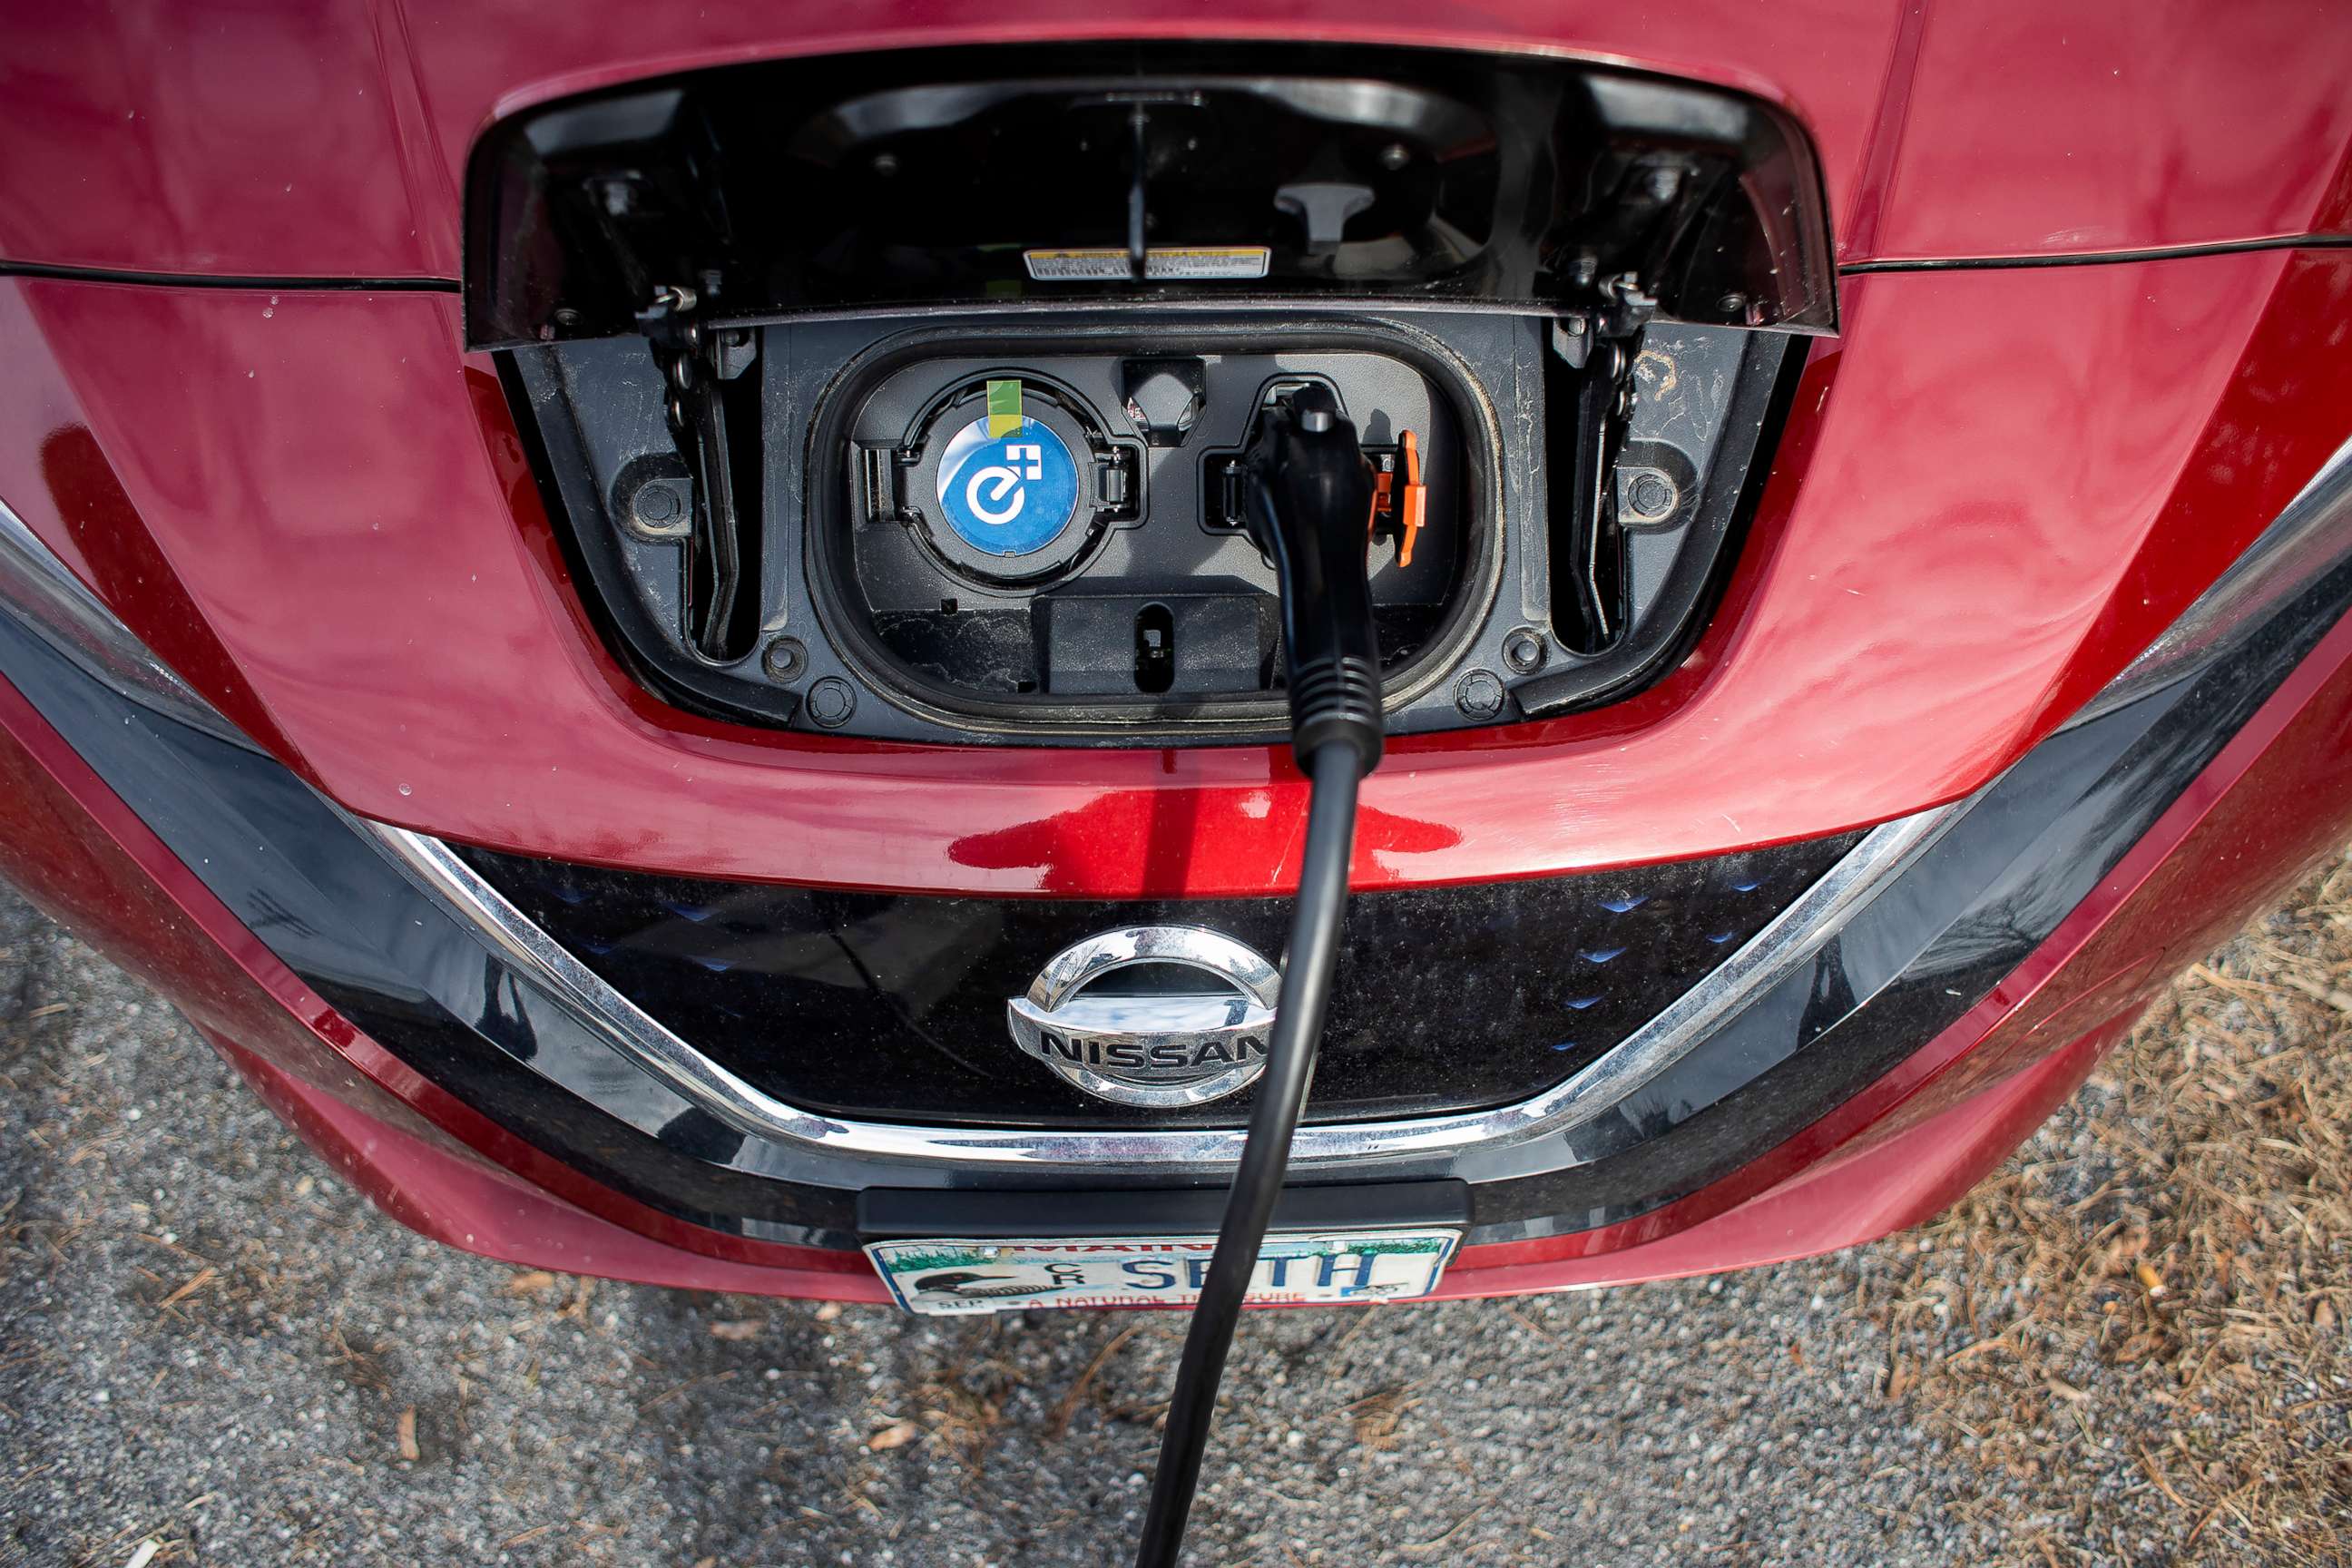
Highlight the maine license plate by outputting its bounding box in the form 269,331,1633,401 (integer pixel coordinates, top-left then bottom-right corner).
868,1230,1460,1316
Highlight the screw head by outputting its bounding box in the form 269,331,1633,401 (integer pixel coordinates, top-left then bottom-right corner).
1455,669,1507,720
805,677,857,729
632,480,684,527
761,637,808,684
1378,142,1411,171
1628,472,1676,520
1504,628,1546,674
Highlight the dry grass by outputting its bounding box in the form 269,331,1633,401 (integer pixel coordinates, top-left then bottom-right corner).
905,1321,1022,1474
1881,852,2352,1564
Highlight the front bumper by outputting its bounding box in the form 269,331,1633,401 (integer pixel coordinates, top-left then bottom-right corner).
5,437,2352,1300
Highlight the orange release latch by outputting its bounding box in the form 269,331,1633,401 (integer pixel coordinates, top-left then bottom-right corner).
1367,429,1428,569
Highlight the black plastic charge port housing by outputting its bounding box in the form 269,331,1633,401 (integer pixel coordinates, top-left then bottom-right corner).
804,315,1488,734
481,40,1833,747
508,310,1800,745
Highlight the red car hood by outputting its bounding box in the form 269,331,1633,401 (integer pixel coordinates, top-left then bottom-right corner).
1,2,2348,897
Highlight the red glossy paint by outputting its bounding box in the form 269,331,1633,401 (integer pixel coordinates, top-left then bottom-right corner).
0,664,2171,1298
0,668,869,1279
214,1034,893,1303
1871,0,2352,260
1426,1022,2130,1300
6,500,2352,1298
2,252,2347,897
207,1008,2119,1306
4,2,2347,282
1461,568,2352,1277
5,8,2352,1307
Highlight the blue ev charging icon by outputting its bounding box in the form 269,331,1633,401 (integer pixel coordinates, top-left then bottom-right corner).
934,416,1083,558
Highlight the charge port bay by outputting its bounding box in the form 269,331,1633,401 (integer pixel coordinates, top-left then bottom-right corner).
514,309,1794,744
819,334,1470,720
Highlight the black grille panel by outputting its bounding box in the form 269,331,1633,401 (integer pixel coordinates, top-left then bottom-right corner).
454,833,1864,1130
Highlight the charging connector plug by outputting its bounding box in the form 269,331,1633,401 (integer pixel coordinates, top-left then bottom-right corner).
1240,384,1385,778
1135,380,1386,1568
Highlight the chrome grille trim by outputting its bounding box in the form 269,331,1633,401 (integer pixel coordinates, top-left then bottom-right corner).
356,805,1957,1172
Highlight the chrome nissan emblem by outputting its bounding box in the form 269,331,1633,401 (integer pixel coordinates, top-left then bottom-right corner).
1007,927,1280,1107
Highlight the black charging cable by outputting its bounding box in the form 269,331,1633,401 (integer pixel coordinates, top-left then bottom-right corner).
1134,384,1382,1568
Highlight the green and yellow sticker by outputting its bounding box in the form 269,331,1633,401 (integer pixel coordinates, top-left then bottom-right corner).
985,377,1024,439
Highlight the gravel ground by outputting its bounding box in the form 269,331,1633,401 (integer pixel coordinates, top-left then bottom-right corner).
0,873,2336,1568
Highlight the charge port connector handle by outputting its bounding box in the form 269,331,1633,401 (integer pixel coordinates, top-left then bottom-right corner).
1240,384,1385,778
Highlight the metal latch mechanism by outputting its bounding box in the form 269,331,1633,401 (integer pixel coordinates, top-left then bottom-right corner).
638,283,759,661
1549,277,1651,652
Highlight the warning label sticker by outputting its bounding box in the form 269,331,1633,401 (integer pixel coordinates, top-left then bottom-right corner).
1023,246,1272,282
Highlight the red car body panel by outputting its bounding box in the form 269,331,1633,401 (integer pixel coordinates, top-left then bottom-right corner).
5,7,2351,1303
2,253,2347,896
5,553,2351,1298
5,1,2348,279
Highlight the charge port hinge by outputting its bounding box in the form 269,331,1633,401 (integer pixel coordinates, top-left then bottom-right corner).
638,283,758,661
1548,290,1645,652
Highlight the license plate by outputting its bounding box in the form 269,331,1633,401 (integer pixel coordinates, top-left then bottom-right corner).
867,1229,1460,1315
